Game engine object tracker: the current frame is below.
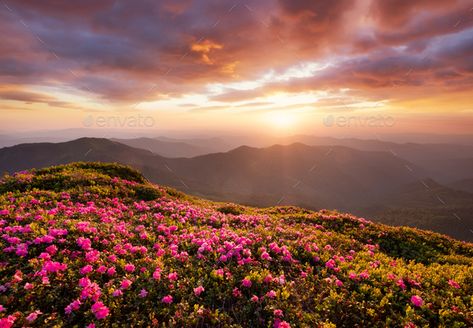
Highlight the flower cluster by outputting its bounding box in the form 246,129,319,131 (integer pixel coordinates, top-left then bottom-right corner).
0,163,471,327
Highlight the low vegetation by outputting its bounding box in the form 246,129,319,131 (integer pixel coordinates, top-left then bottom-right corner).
0,163,472,327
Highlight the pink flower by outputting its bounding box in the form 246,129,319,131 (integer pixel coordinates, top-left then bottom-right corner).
359,271,370,280
214,269,224,278
162,295,173,304
194,285,205,296
274,309,283,317
325,259,336,270
80,265,93,275
261,251,272,261
168,272,178,281
387,273,396,280
26,310,42,323
97,265,107,274
91,301,109,320
124,264,135,273
0,315,16,328
77,237,92,250
274,320,291,328
0,305,5,312
153,268,162,280
448,279,460,289
266,290,277,299
396,279,406,290
85,250,100,263
232,287,242,297
112,289,123,297
411,295,424,307
251,295,259,302
45,245,58,255
38,252,50,260
120,279,132,289
139,289,148,298
241,278,252,288
78,277,91,288
65,299,82,315
107,267,116,276
264,274,273,284
80,282,101,301
43,261,67,273
278,275,286,285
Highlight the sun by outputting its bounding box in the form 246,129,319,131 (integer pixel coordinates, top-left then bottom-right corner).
265,111,298,130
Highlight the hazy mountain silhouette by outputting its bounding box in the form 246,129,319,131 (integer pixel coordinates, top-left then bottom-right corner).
358,179,473,241
1,137,472,240
449,178,473,193
280,135,473,183
111,137,214,158
0,138,421,208
161,143,424,210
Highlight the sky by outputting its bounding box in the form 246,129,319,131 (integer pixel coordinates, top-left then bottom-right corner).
1,0,473,138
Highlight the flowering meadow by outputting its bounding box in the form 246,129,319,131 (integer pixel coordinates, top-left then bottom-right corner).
0,163,472,327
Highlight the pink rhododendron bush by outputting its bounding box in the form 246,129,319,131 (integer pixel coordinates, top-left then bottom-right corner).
0,163,472,327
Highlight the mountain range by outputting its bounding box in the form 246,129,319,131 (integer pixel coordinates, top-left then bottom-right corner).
0,137,472,241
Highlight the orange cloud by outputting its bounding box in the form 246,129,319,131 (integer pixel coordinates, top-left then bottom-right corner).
190,39,223,65
220,61,239,77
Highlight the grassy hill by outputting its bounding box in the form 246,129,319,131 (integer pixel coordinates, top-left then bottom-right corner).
0,163,472,327
0,138,422,209
4,138,473,242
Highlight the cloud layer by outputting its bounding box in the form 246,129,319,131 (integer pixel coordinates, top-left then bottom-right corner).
0,0,472,119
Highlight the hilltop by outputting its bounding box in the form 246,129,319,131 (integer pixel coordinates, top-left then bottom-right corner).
1,138,473,242
0,163,472,327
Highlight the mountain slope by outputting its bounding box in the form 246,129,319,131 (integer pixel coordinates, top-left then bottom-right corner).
0,137,158,172
2,138,472,241
111,137,214,158
283,135,473,183
449,178,473,193
357,179,473,241
0,162,472,327
165,143,422,209
0,138,182,188
0,138,422,210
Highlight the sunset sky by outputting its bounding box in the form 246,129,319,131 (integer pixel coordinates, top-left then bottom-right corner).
1,0,472,137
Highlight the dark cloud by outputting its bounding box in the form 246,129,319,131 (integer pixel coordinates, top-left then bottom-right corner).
0,0,472,105
369,0,462,28
0,88,76,108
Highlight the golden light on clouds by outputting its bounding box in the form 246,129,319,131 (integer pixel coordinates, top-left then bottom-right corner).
1,0,472,136
190,39,223,65
220,61,239,77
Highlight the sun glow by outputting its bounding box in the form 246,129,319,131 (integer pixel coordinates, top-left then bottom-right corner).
265,111,298,130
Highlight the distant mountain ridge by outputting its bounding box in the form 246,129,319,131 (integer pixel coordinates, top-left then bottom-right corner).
1,137,472,241
277,135,473,183
111,137,224,158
